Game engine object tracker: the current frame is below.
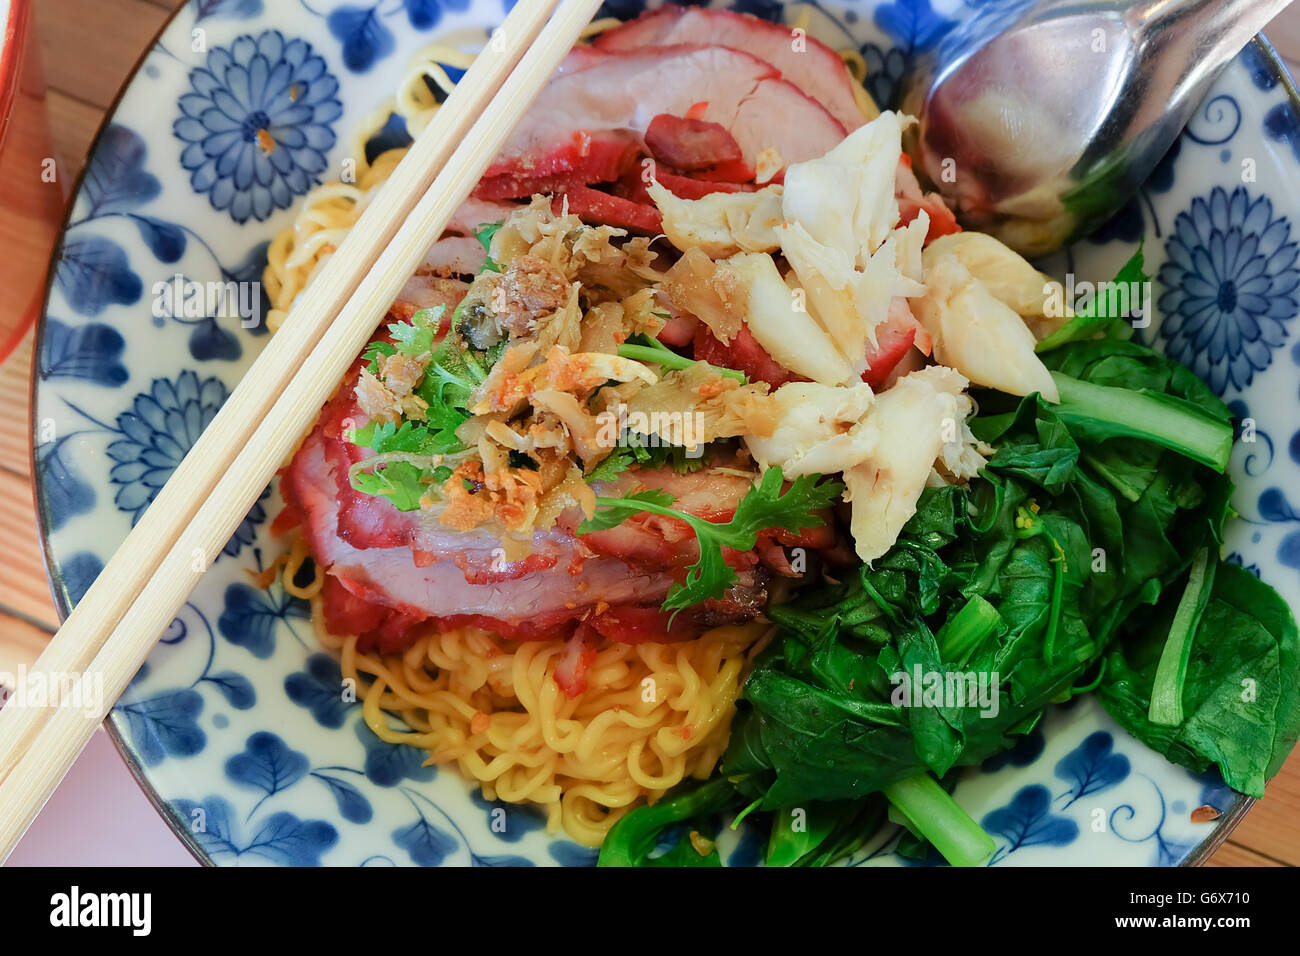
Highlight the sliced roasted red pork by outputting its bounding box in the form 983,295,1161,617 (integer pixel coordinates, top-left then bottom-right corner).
279,348,815,654
594,5,865,131
475,45,846,201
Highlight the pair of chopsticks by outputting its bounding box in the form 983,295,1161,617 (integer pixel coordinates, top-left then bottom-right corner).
0,0,604,861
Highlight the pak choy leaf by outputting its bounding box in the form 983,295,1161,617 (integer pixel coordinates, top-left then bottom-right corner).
1035,246,1149,352
1147,546,1216,727
597,777,742,867
1098,561,1300,797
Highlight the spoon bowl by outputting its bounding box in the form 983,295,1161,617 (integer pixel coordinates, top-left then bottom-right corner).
902,0,1295,256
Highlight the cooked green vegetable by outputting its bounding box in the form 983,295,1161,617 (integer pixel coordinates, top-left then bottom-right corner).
1099,562,1300,796
599,294,1299,866
1035,244,1149,352
1147,546,1216,726
597,777,741,867
882,774,995,867
617,333,747,383
1049,372,1233,471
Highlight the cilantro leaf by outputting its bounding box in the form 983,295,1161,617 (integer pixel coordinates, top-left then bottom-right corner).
350,461,432,512
474,221,504,274
579,467,844,613
386,304,446,357
586,449,637,484
349,418,465,456
730,468,845,543
473,221,503,253
579,489,675,531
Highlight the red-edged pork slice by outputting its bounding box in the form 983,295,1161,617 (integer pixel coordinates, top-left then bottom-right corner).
278,351,802,651
418,237,486,277
479,45,846,194
595,5,865,131
448,197,519,236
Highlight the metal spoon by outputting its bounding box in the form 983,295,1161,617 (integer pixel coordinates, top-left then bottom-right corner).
901,0,1295,257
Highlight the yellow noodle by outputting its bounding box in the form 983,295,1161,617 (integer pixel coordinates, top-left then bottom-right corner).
294,557,764,846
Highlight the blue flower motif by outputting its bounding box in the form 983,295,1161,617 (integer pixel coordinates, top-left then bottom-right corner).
981,725,1045,772
355,720,437,787
192,0,264,21
118,689,206,766
1157,186,1300,393
327,6,395,73
172,795,338,865
393,813,459,866
105,371,225,514
218,579,309,659
470,790,546,843
225,732,310,803
1264,101,1300,166
860,42,906,110
982,785,1079,864
81,124,161,217
1241,42,1278,93
174,31,342,223
1054,731,1130,807
1224,552,1262,578
60,552,104,605
547,842,599,867
1196,770,1237,816
37,438,96,532
54,237,143,317
727,821,765,867
363,111,413,165
313,771,373,823
204,671,256,709
286,653,353,727
874,0,957,56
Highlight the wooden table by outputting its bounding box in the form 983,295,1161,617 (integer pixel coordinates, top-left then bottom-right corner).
1,0,1297,867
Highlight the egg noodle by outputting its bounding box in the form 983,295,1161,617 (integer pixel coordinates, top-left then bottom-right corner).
263,21,875,848
279,535,767,845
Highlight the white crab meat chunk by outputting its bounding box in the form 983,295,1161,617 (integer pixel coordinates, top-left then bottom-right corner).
914,248,1060,402
781,110,914,264
723,251,854,385
647,181,783,259
843,366,979,563
924,232,1068,338
779,221,925,380
745,381,878,477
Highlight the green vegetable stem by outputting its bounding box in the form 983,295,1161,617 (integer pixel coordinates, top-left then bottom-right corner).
882,774,995,868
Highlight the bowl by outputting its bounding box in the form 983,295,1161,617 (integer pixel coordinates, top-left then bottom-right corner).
31,0,1300,866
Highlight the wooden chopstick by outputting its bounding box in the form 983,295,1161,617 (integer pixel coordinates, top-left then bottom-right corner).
0,0,566,778
0,0,603,860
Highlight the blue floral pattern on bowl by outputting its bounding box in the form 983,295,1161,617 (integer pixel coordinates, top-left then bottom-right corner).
30,0,1300,865
175,30,343,222
1157,186,1300,393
